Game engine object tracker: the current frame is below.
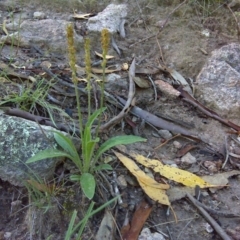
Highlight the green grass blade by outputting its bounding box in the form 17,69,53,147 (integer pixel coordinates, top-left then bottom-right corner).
26,149,73,163
65,210,78,240
72,197,118,234
95,135,146,161
76,202,95,239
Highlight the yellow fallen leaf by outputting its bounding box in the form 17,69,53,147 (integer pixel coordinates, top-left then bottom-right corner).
129,151,218,188
95,51,115,59
113,150,170,205
138,181,170,205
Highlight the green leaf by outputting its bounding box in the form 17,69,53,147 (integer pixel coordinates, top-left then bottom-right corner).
54,132,82,171
53,132,79,159
83,138,100,172
65,210,77,240
70,174,81,181
80,173,96,199
94,163,113,171
26,149,73,163
85,107,106,129
95,135,146,161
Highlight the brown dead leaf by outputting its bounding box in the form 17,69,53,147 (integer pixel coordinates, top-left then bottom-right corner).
133,76,150,88
26,179,55,194
121,200,153,240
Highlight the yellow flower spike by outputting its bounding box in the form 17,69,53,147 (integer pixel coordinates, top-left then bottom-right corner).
101,28,110,69
84,38,91,82
66,24,77,83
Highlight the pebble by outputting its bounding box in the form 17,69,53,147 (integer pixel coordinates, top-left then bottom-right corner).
117,175,127,188
139,228,166,240
181,152,197,164
158,130,172,139
173,140,182,149
4,232,12,239
33,11,46,19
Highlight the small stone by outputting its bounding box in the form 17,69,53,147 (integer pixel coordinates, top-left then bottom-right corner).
33,12,46,19
139,228,165,240
4,232,12,239
204,161,218,173
205,223,214,233
117,175,127,188
173,141,182,149
181,152,196,164
158,130,172,139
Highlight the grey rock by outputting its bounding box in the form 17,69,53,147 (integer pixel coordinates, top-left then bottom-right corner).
87,4,127,33
181,152,196,164
33,11,46,19
158,129,173,139
0,19,83,53
139,228,165,240
0,112,65,186
105,73,128,92
196,43,240,118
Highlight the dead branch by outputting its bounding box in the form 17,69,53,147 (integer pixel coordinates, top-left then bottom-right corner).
179,88,240,132
186,193,232,240
99,58,136,132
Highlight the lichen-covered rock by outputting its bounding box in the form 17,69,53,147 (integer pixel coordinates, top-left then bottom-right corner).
0,111,64,186
195,43,240,119
86,4,127,33
0,19,83,53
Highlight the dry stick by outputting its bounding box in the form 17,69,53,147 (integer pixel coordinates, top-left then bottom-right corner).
186,193,232,240
179,88,240,132
147,75,157,101
222,136,230,169
2,107,81,135
99,58,136,132
116,96,195,137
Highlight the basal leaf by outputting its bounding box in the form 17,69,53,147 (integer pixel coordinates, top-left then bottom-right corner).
95,135,146,161
70,174,81,181
26,149,73,163
85,107,106,129
53,132,79,159
80,173,96,199
94,163,113,171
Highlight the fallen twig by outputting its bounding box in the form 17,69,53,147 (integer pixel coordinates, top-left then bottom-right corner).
116,96,195,137
186,192,232,240
1,107,80,135
179,88,240,132
99,58,136,131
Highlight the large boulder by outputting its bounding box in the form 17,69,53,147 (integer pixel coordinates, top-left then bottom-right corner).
195,43,240,120
0,111,66,186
